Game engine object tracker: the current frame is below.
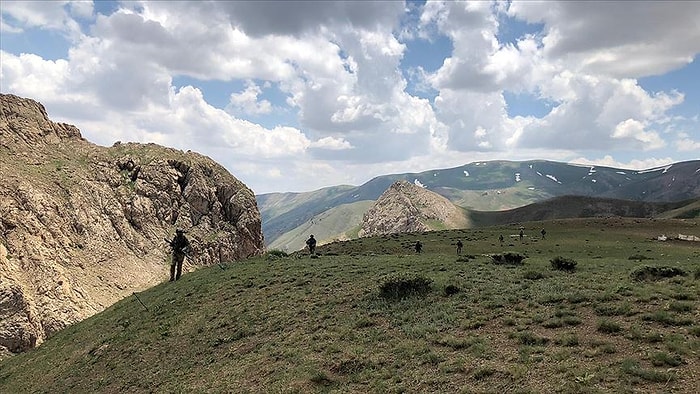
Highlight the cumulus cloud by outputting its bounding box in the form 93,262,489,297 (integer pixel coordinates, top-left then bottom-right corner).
1,0,697,193
226,80,272,116
310,136,353,150
0,0,86,38
508,1,700,77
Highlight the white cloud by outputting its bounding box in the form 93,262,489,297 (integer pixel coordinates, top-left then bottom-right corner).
226,80,272,116
612,119,665,150
310,137,353,150
1,0,85,38
570,155,677,171
1,0,698,194
508,1,700,78
675,138,700,152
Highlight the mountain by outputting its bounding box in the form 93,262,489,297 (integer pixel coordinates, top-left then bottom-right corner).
0,94,264,357
358,180,469,237
468,195,698,228
258,160,700,250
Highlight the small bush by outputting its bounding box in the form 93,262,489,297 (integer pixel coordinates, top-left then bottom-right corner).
491,252,525,265
630,265,686,281
523,270,545,280
628,254,653,262
444,284,461,296
379,274,432,300
550,256,577,271
264,249,288,259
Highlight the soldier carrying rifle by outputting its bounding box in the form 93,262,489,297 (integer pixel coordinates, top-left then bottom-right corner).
166,228,191,281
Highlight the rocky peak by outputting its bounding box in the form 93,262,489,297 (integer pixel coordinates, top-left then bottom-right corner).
0,94,82,147
358,180,469,237
0,94,264,358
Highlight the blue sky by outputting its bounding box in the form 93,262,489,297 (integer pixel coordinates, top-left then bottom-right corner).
1,1,698,194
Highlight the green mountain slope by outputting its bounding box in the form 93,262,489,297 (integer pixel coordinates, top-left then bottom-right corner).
468,196,698,227
258,160,700,247
1,218,698,392
268,200,374,252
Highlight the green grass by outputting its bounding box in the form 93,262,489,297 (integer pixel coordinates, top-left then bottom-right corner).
0,217,698,393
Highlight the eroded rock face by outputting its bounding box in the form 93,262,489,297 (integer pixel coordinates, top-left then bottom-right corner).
0,94,264,357
358,180,469,237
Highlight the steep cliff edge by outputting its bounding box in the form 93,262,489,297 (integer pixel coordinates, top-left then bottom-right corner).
0,94,264,357
358,180,469,237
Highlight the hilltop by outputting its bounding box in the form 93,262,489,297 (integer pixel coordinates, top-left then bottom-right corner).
359,180,469,237
0,94,264,357
1,217,698,392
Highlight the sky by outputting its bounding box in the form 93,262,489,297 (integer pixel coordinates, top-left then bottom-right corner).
1,1,699,194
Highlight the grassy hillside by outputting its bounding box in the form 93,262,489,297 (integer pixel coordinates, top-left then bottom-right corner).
469,196,698,228
268,200,374,252
1,218,699,393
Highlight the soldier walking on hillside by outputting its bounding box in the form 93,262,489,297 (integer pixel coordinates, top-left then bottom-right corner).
415,240,423,254
167,229,190,281
541,228,547,240
456,240,463,255
306,234,317,255
499,234,504,245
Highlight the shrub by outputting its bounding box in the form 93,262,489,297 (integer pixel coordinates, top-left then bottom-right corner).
265,249,288,259
630,265,686,281
628,254,653,261
523,270,545,280
550,256,577,271
379,273,432,300
444,284,461,296
491,252,525,265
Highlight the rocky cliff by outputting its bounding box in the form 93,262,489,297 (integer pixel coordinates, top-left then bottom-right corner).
0,94,264,357
358,180,469,237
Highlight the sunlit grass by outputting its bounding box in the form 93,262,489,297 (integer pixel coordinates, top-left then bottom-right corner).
1,217,698,393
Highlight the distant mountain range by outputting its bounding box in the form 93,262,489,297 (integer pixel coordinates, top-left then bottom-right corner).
257,160,700,252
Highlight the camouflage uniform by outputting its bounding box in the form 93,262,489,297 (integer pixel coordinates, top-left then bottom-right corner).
169,230,190,281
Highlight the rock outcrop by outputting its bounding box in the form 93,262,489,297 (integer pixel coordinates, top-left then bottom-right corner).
358,180,469,237
0,94,264,357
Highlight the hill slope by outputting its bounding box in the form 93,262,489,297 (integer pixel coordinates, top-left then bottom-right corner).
0,94,264,357
0,218,698,392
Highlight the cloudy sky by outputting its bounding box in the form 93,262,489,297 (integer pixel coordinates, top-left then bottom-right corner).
1,1,699,194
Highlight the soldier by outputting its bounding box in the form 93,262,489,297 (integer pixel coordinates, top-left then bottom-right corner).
167,229,190,281
541,228,547,239
415,240,422,254
306,234,317,255
499,234,504,245
456,240,463,255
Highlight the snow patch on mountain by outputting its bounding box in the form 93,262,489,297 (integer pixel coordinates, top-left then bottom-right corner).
546,174,562,184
